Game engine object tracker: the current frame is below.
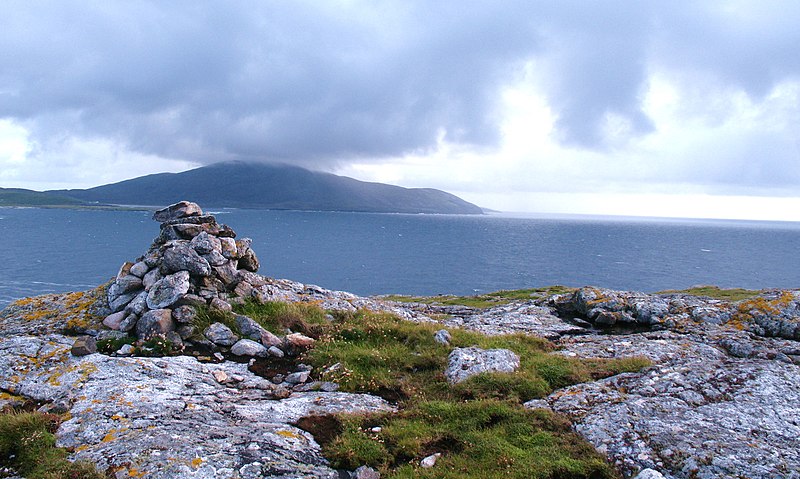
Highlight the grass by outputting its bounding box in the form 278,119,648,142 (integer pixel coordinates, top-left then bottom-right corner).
384,286,576,309
656,286,762,301
0,410,104,479
243,304,649,479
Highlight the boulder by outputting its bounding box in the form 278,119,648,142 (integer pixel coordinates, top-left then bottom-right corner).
230,339,268,357
161,242,212,277
102,311,126,330
445,347,520,384
142,268,163,290
71,336,97,356
190,231,222,255
433,329,452,345
238,247,260,272
171,305,197,324
152,201,202,223
107,290,138,313
136,309,175,338
129,261,149,278
219,237,238,259
204,322,239,347
146,271,190,310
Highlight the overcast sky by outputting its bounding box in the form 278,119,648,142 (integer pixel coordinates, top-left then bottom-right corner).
1,1,799,220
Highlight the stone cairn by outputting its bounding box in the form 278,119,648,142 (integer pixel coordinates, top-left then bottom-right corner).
101,201,311,359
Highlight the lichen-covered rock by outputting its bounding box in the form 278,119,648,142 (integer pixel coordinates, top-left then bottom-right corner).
161,242,212,277
204,322,239,347
0,334,393,479
445,347,520,384
136,308,175,338
146,270,190,310
152,200,203,222
230,339,267,357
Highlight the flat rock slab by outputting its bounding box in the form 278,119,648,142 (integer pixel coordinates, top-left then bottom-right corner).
445,346,520,384
546,332,800,478
0,334,394,479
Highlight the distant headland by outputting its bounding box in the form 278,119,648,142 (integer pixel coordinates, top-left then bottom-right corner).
0,161,484,215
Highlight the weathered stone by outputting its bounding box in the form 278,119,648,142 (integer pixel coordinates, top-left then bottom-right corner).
171,305,197,324
202,250,227,266
146,270,190,310
230,339,268,357
219,237,238,259
116,262,134,279
445,347,520,384
217,224,237,238
420,452,441,468
176,325,194,340
268,345,285,358
129,261,149,278
109,274,143,296
118,313,138,332
116,344,135,356
71,336,97,356
238,247,260,272
142,268,163,290
107,290,138,313
152,201,202,223
210,297,232,312
433,329,451,345
124,290,149,316
136,309,175,338
103,311,126,330
212,260,240,286
161,242,212,277
285,332,315,349
352,466,380,479
233,281,254,299
285,371,310,384
171,222,220,239
632,469,666,479
160,214,217,227
190,231,222,255
204,322,239,346
174,293,207,308
234,314,268,341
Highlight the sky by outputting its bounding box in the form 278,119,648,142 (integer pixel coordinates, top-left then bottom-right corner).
1,1,799,221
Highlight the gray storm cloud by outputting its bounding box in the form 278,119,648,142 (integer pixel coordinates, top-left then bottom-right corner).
1,1,799,172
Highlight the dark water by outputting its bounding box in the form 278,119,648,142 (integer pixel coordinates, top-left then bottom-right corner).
2,207,799,308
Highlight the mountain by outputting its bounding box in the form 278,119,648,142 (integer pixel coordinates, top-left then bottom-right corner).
0,188,85,207
51,162,484,214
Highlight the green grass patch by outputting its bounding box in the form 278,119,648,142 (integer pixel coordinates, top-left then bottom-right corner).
384,286,576,309
307,400,617,479
233,299,330,337
656,286,762,301
0,410,104,479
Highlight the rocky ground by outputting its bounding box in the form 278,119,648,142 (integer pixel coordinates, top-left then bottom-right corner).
1,201,798,479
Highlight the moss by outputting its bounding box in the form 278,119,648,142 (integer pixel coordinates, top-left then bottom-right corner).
0,410,104,479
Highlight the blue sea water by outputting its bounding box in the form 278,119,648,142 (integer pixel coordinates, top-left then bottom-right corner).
1,207,799,308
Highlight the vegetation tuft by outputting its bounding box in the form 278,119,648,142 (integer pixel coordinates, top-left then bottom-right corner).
384,286,576,309
0,410,104,479
656,285,762,301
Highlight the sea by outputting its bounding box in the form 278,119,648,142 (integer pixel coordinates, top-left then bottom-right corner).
1,207,799,309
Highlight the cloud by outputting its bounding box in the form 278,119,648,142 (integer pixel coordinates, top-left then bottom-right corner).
1,0,799,204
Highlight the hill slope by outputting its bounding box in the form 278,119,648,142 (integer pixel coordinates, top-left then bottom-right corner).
52,162,484,214
0,188,85,207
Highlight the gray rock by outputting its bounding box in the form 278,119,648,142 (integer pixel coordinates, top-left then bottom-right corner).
190,231,222,255
285,371,311,384
235,314,268,341
152,201,203,222
129,261,150,278
71,336,97,356
175,294,207,308
171,305,197,324
352,465,380,479
202,250,227,266
136,309,175,338
161,242,212,277
107,290,138,313
210,297,232,312
420,452,441,468
142,268,163,290
267,346,285,358
103,311,126,330
118,313,138,332
445,347,520,384
633,469,666,479
146,271,190,310
204,322,239,347
124,290,149,316
433,329,451,345
230,339,268,357
212,260,240,285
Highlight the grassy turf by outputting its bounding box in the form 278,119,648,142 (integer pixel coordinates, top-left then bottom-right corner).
0,411,104,479
384,286,577,309
656,285,762,301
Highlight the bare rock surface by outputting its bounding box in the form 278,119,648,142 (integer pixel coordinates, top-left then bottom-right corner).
0,334,393,478
445,346,520,384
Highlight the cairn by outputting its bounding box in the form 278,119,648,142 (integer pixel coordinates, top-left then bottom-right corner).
103,201,269,345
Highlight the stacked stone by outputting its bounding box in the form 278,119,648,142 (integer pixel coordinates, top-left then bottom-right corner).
103,201,266,343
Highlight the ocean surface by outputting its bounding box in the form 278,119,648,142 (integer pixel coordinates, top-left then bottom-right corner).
1,207,799,308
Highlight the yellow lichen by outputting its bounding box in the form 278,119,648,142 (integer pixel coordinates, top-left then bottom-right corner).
191,457,204,469
276,429,301,439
